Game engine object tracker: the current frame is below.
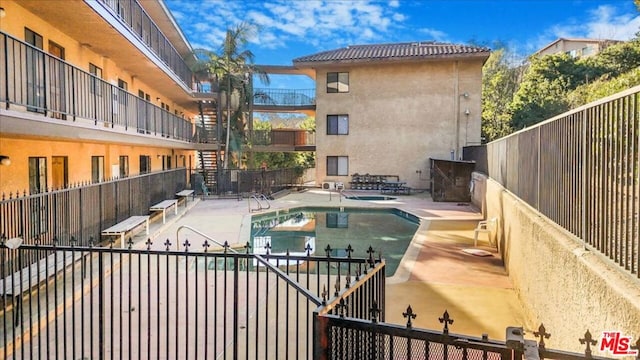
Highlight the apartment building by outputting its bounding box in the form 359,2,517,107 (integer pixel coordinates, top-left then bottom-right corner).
535,37,621,58
292,42,490,189
0,0,212,193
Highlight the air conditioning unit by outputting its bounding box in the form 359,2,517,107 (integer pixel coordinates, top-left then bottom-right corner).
322,181,335,190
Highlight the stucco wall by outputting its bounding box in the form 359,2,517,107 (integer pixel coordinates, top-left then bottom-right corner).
477,173,640,353
314,59,483,190
0,137,192,190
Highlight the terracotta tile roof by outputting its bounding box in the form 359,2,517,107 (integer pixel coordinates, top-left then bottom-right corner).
293,41,490,65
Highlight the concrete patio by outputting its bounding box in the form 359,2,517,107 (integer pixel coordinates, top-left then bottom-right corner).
132,187,531,341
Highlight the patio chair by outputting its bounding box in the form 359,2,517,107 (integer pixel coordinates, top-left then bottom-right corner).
473,217,497,247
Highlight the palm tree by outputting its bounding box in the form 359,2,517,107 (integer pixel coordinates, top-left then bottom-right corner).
193,22,269,170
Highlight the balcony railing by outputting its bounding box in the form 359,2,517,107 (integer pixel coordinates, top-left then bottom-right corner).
0,32,195,142
98,0,193,88
253,88,315,107
249,129,316,147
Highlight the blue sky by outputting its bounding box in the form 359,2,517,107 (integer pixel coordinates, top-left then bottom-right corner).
166,0,640,88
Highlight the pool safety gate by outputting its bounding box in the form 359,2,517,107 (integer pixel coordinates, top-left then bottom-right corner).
0,241,629,359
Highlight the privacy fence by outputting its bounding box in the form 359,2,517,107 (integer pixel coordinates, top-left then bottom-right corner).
0,168,187,247
484,86,639,279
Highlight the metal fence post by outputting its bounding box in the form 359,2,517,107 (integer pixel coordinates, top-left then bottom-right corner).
98,251,105,360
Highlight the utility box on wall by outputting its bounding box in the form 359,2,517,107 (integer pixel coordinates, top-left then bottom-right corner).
430,158,475,202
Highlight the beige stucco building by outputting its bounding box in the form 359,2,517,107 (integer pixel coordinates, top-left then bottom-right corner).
535,37,620,58
293,42,490,190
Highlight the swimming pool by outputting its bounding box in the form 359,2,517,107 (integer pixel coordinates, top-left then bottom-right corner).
250,207,419,276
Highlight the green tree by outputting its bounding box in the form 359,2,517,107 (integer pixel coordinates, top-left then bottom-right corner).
249,117,316,172
481,49,521,142
193,22,269,169
509,54,600,129
592,38,640,76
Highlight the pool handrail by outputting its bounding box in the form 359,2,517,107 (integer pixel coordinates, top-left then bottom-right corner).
339,189,363,201
176,225,240,253
249,193,271,212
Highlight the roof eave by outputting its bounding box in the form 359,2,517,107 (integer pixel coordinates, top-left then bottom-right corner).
293,52,490,68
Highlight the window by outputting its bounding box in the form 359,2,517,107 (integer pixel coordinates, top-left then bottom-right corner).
140,155,151,174
91,156,104,183
162,155,172,170
327,115,349,135
25,28,44,112
119,156,129,177
327,156,348,176
89,63,102,78
28,157,47,194
117,79,128,91
48,41,65,59
25,28,43,49
327,72,349,93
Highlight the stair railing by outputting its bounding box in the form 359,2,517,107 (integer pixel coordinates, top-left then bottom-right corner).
175,225,240,253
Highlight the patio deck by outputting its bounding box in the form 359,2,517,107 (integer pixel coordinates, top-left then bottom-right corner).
134,188,531,341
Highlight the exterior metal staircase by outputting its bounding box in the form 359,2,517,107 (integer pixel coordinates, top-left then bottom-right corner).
196,100,220,195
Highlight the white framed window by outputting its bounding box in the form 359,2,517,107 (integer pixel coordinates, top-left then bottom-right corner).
327,156,348,176
327,72,349,93
327,115,349,135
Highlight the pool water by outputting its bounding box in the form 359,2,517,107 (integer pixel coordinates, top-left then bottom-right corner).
250,207,419,276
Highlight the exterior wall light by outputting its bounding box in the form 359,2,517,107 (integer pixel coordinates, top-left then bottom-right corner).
0,155,11,166
0,8,6,18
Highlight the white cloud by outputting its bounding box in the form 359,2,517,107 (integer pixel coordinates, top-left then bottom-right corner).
170,0,414,53
418,28,449,42
584,5,640,40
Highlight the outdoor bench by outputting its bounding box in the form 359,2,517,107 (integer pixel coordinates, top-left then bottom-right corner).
0,250,88,326
175,189,195,207
149,199,178,224
101,215,149,248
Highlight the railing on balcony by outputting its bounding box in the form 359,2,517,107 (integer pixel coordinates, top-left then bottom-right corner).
98,0,193,88
0,32,195,142
249,129,316,147
253,88,315,107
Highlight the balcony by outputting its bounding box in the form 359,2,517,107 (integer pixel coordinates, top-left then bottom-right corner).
0,32,200,147
248,129,315,152
252,88,315,113
96,0,193,89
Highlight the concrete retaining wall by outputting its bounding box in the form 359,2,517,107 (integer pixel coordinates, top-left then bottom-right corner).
474,172,640,353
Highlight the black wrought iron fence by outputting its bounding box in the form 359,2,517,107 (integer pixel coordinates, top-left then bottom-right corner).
485,86,640,279
253,88,315,106
0,240,630,360
0,169,187,248
0,241,382,359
